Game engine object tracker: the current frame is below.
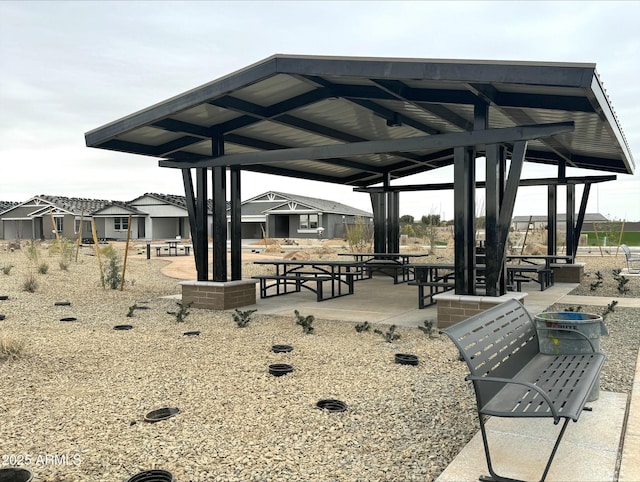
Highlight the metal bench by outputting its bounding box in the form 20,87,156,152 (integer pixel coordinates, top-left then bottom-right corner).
620,244,640,273
442,299,606,482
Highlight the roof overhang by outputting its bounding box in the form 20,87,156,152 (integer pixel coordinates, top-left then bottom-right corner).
85,54,635,187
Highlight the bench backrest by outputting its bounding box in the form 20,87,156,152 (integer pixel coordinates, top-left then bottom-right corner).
443,299,539,404
621,244,631,259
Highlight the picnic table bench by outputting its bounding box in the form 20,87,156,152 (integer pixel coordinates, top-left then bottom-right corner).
339,252,427,284
443,299,606,482
252,260,362,301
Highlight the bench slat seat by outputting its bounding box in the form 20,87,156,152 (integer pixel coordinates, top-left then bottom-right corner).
479,352,604,421
443,299,606,482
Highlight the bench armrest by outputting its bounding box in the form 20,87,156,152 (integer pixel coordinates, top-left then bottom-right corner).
535,326,598,352
466,375,561,423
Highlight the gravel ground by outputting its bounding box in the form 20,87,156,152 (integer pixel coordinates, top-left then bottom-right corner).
0,243,638,482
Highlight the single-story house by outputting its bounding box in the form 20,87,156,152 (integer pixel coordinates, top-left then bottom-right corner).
2,191,371,242
511,213,609,231
0,193,211,242
231,191,373,240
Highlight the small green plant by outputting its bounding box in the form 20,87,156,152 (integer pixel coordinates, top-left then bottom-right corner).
168,301,192,323
0,334,25,361
101,245,122,290
25,240,40,265
417,320,435,338
126,304,139,318
37,262,49,274
589,270,604,291
355,321,371,333
232,308,257,328
565,305,582,312
1,264,13,275
294,309,314,334
49,238,74,270
22,273,38,293
601,300,618,321
612,269,630,294
374,324,401,343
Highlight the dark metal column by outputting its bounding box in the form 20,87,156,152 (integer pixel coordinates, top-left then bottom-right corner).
230,166,242,280
547,185,557,256
370,192,386,253
453,146,475,295
182,168,198,262
387,191,400,253
496,141,527,258
573,183,591,261
566,184,575,259
485,144,503,297
211,133,227,282
195,168,208,281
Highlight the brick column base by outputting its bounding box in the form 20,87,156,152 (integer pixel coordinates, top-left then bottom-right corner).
434,292,527,329
180,279,258,310
551,263,585,283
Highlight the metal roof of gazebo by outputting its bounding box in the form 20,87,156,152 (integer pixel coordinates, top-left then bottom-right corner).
85,54,634,182
85,54,635,302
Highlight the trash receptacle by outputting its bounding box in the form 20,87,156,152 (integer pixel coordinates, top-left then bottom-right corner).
534,311,607,401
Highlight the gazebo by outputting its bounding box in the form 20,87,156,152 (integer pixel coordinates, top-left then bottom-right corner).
85,54,635,312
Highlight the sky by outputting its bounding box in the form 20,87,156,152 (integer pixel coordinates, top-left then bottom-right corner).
1,1,639,222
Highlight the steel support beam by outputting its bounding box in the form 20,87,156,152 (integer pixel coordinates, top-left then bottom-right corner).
566,184,576,259
547,185,557,256
454,146,475,295
370,192,387,253
573,183,591,260
484,144,506,297
230,167,242,280
497,141,527,257
195,168,208,281
212,134,227,282
182,169,199,263
387,192,400,253
353,174,617,193
159,122,575,169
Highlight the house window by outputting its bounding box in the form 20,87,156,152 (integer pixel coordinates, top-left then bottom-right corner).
54,217,63,233
299,214,318,229
114,217,129,231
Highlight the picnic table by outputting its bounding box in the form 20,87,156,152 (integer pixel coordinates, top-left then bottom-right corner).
408,263,456,308
506,254,573,290
338,252,428,284
252,259,364,301
150,240,192,256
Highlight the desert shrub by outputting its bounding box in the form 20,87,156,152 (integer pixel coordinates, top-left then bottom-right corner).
168,301,192,322
25,240,40,265
355,321,371,333
344,216,373,253
22,273,38,293
294,309,314,334
417,320,435,338
374,324,401,343
38,262,49,274
0,334,25,361
1,264,13,275
232,309,257,328
101,245,122,289
50,238,74,271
